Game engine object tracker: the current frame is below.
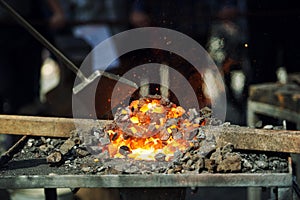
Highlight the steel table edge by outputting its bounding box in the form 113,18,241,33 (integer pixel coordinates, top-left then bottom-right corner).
0,173,293,189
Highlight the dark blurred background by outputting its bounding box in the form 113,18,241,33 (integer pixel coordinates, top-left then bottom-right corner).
1,0,299,124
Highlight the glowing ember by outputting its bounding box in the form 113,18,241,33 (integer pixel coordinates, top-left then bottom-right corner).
104,96,207,161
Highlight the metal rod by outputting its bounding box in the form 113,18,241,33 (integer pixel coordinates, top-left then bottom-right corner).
0,135,28,166
0,0,87,82
0,0,139,94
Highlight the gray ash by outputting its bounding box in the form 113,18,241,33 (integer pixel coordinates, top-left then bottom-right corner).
239,151,288,173
5,129,288,175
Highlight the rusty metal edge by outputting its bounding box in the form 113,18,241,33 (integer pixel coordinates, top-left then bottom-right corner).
0,173,292,189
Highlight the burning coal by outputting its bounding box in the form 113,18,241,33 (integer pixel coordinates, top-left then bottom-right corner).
102,96,209,161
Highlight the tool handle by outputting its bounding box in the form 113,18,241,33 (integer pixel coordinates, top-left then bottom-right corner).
0,0,87,82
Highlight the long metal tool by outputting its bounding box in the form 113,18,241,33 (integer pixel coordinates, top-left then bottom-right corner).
0,0,138,94
0,135,28,166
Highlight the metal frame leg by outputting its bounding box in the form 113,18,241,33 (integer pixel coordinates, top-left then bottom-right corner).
44,188,57,200
278,187,293,200
247,100,259,128
247,187,261,200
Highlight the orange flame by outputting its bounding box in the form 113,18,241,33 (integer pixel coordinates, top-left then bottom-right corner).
105,98,204,161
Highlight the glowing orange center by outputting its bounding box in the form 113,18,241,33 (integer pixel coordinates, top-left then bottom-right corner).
105,98,204,161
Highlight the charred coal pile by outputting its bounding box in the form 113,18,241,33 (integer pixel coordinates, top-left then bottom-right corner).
7,96,288,175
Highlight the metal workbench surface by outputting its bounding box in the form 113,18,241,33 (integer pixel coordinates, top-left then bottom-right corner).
0,172,293,189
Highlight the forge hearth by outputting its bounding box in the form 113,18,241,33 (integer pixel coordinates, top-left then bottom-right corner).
0,95,298,199
0,96,292,176
0,115,295,200
2,125,289,176
0,136,293,199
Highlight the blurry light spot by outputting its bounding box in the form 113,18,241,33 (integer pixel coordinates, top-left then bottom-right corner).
231,70,245,94
244,43,248,48
40,57,60,102
276,67,287,84
203,69,221,100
